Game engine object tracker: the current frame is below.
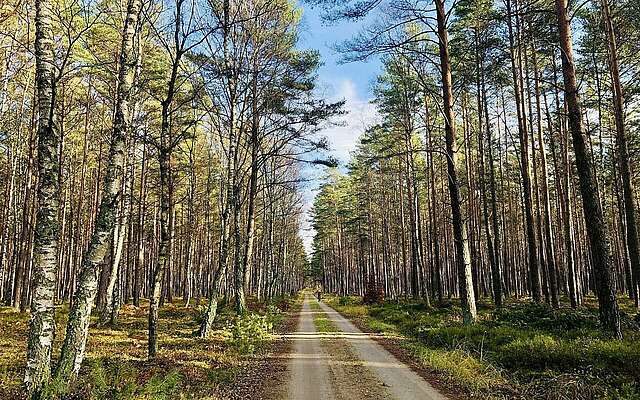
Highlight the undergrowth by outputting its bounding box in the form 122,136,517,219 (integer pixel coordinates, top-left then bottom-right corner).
0,295,296,400
327,295,640,400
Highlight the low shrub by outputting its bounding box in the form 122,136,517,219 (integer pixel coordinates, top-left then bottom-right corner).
225,313,273,355
367,319,397,334
265,304,285,326
207,365,239,385
498,334,640,380
142,370,183,400
493,303,601,337
71,358,138,399
328,296,368,317
363,280,384,304
338,296,353,306
275,296,292,311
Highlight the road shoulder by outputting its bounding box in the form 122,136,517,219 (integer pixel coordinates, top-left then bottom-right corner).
318,300,448,400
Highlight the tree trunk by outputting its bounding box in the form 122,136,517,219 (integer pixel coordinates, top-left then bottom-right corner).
25,0,60,394
134,142,147,307
200,0,235,334
435,0,476,324
601,0,640,307
425,101,443,303
505,0,541,302
554,0,622,338
149,148,169,358
531,40,559,308
239,67,260,313
475,34,503,307
54,0,142,381
101,163,131,325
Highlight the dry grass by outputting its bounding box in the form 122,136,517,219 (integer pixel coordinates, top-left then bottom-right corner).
0,297,293,400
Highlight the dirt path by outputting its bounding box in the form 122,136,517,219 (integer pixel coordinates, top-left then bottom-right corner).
284,295,446,400
286,295,336,400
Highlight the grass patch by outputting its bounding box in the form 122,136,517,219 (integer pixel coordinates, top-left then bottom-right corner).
314,315,339,333
326,295,640,399
310,300,338,333
403,341,509,396
309,300,322,311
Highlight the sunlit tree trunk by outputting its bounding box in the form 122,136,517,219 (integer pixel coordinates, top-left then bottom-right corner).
200,0,235,335
531,40,559,308
435,0,476,324
475,33,502,307
25,0,59,394
554,0,622,338
149,0,185,357
54,0,142,381
505,0,541,302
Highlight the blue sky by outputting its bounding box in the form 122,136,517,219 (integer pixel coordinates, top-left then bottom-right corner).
295,2,382,253
297,2,382,99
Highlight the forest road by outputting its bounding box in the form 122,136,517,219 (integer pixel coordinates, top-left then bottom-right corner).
284,295,446,400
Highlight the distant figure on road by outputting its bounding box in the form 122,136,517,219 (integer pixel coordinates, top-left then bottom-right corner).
316,290,322,302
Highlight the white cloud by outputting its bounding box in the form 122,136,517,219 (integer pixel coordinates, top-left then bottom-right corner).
298,78,380,256
324,79,381,163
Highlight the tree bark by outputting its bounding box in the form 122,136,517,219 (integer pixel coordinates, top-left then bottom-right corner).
239,66,260,313
554,0,622,338
25,0,60,394
531,40,559,308
435,0,477,324
134,143,147,307
475,34,503,307
505,0,542,302
425,103,443,304
149,147,170,358
601,0,640,307
200,0,235,335
54,0,142,381
101,162,131,325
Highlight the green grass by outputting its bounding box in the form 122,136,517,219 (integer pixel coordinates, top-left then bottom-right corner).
0,295,296,399
327,295,640,400
309,300,322,311
310,300,339,333
314,314,339,333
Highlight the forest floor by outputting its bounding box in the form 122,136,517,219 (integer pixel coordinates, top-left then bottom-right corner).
0,294,301,400
324,294,640,400
3,294,639,399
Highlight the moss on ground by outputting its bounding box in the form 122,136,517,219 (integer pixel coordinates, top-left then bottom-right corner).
326,295,640,400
